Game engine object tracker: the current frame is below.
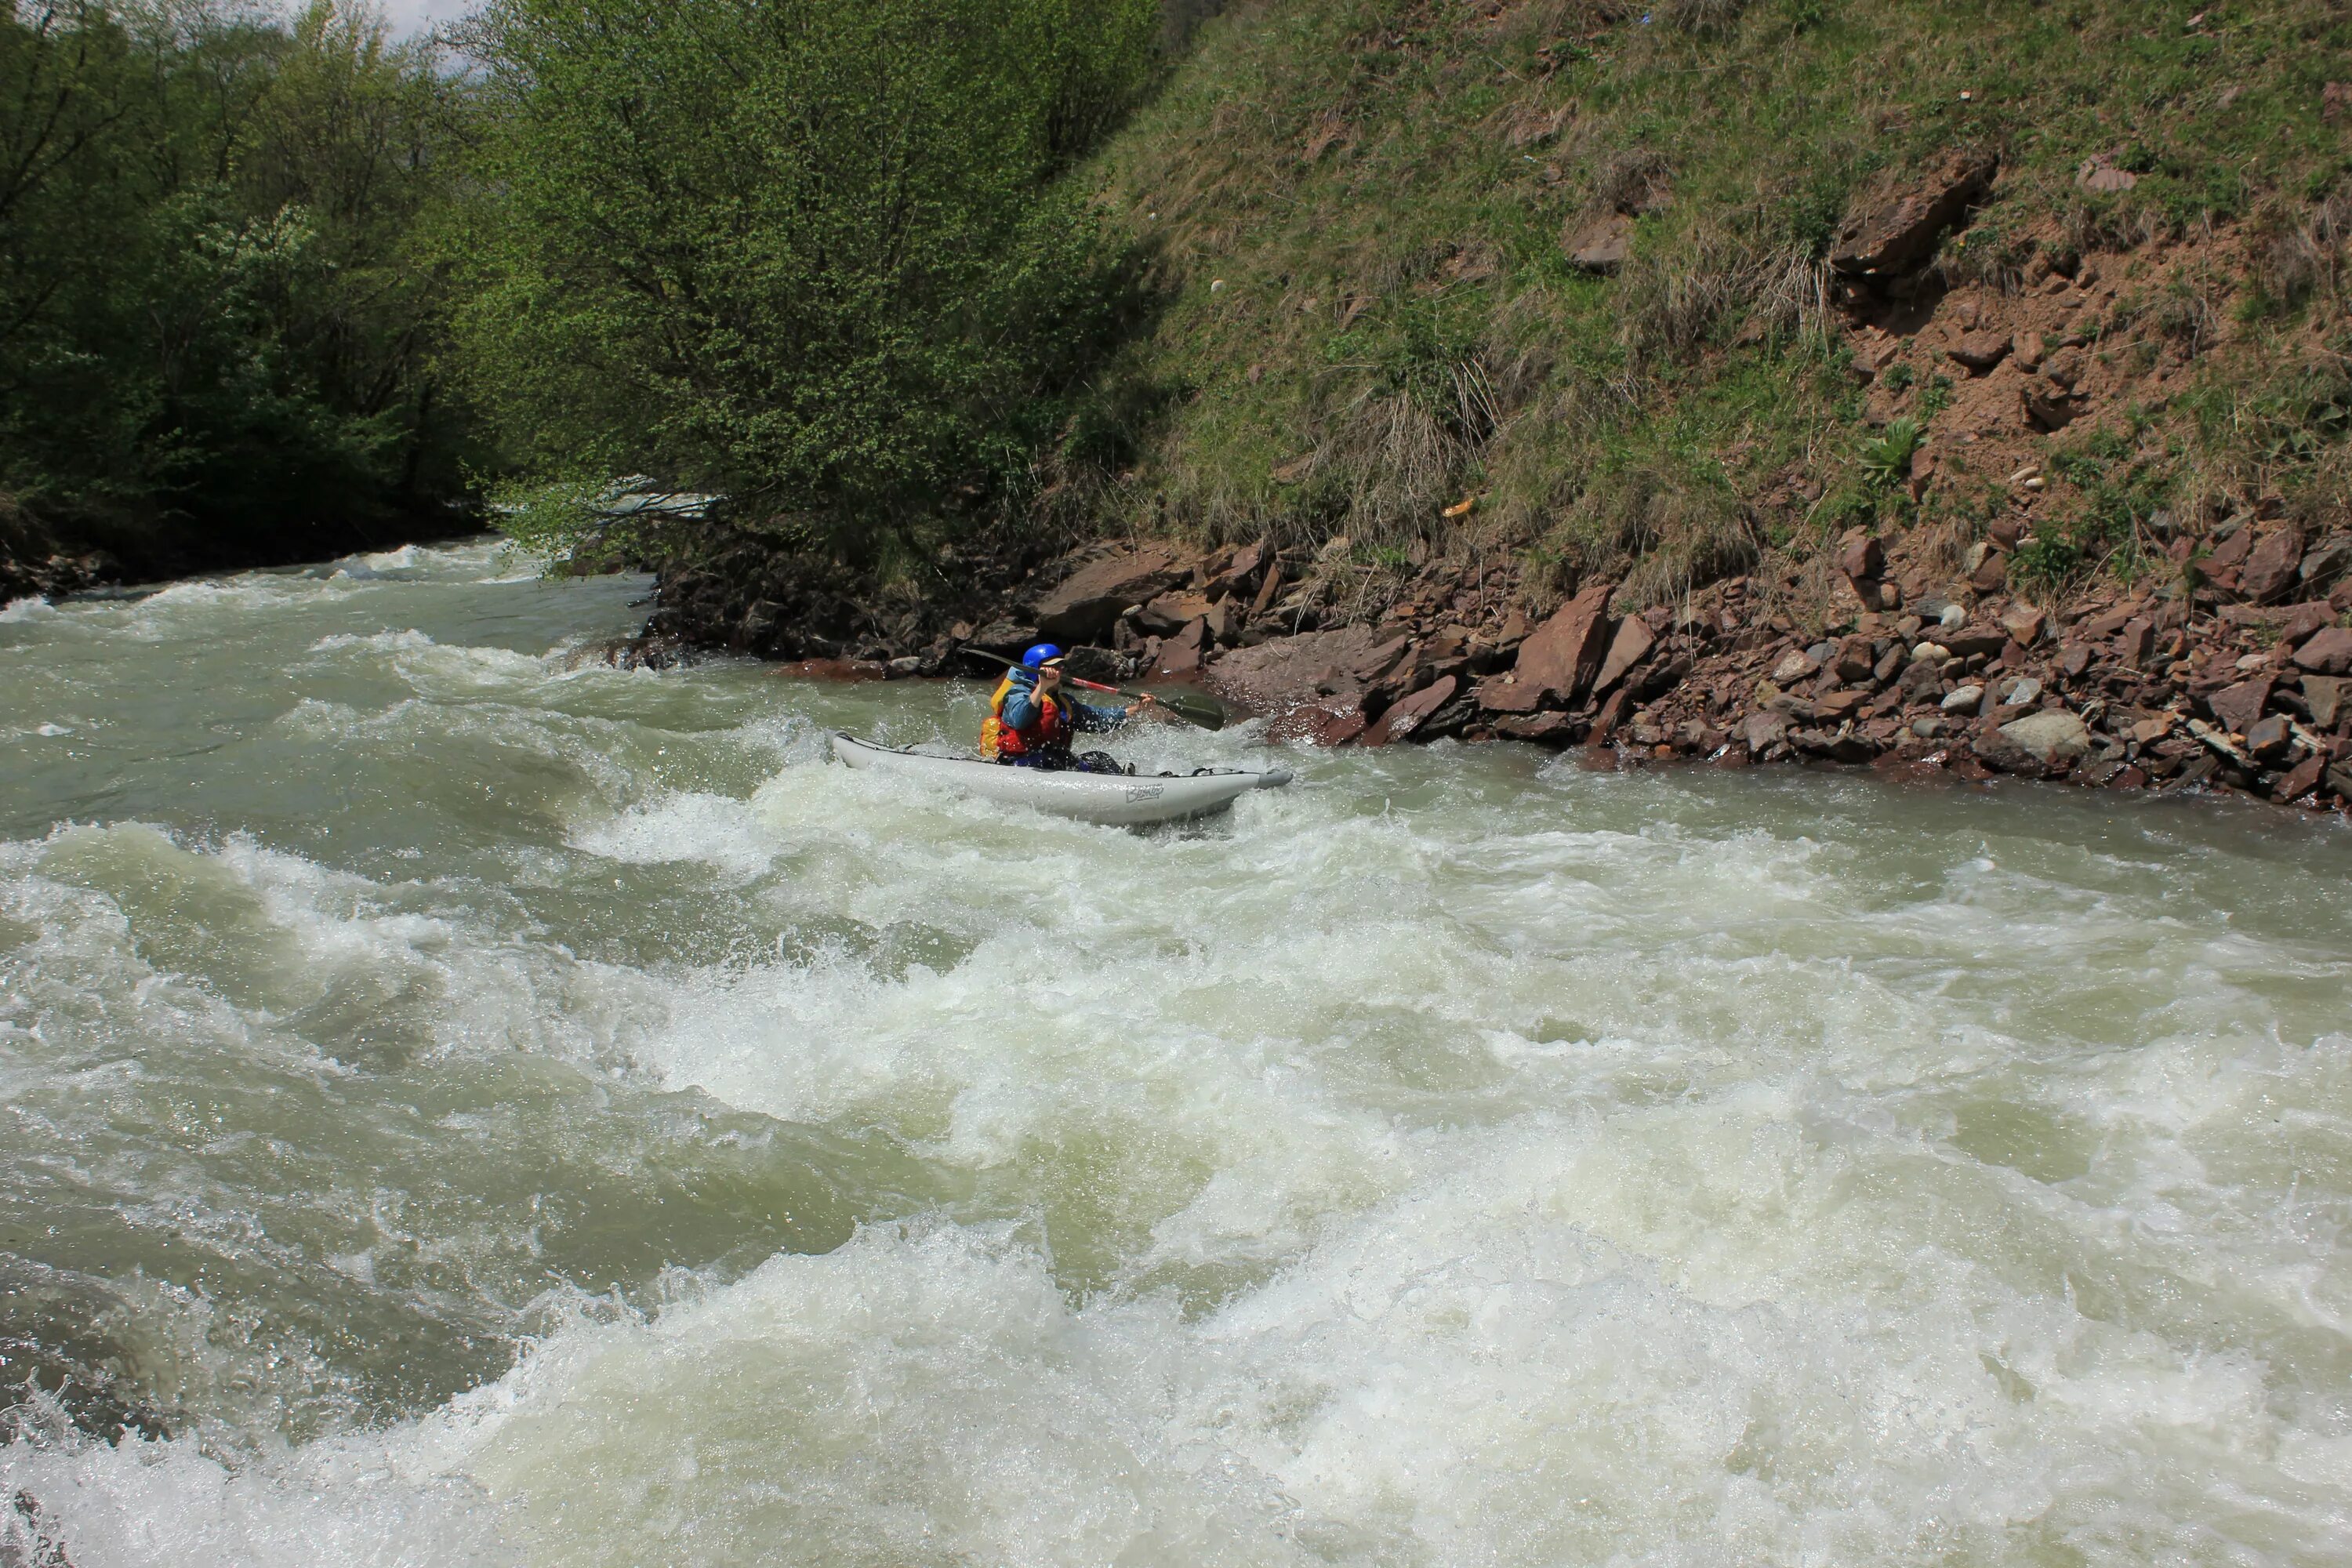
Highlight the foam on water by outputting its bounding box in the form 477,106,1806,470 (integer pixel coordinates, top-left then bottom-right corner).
5,543,2352,1566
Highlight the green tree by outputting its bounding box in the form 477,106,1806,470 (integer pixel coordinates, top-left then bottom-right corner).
0,1,473,576
448,0,1159,567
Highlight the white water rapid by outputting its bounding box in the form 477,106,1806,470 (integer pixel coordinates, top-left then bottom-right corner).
3,542,2350,1566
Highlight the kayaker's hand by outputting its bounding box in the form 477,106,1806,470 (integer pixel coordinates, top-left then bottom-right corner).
1038,666,1061,694
1132,693,1156,716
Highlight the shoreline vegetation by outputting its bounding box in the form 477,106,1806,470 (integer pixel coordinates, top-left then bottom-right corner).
5,0,2349,808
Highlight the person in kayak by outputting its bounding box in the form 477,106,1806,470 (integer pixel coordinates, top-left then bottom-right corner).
982,644,1155,771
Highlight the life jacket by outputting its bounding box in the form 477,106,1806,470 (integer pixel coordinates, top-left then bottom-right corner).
981,671,1070,760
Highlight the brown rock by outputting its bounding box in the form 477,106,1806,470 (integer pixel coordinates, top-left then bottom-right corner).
1204,540,1267,601
1135,590,1215,636
2294,626,2352,675
1563,212,1634,275
1153,617,1210,677
1588,687,1632,744
1740,712,1789,753
1970,554,2008,593
2114,619,2153,667
2209,676,2272,735
1496,711,1574,744
1592,615,1656,695
1363,675,1460,746
2303,675,2343,730
2240,528,2307,604
1510,582,1617,704
1830,151,1998,278
1308,706,1369,747
2075,153,2139,194
2281,601,2336,647
2000,604,2046,646
2208,526,2256,570
1840,532,1885,582
968,619,1042,656
2244,713,2294,764
1948,331,2011,372
1815,689,1868,720
1207,625,1410,713
2024,387,2083,431
1942,630,2007,659
1476,673,1544,714
1033,544,1189,642
1250,563,1286,619
2277,751,2328,802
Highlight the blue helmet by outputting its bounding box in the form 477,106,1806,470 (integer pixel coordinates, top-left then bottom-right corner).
1021,643,1063,668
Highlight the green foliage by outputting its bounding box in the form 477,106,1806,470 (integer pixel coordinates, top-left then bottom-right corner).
2017,431,2175,591
1860,418,1922,488
0,2,472,565
451,0,1159,566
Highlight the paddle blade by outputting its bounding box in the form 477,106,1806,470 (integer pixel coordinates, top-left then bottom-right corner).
1154,691,1226,731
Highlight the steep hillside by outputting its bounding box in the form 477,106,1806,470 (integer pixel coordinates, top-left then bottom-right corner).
1078,0,2350,611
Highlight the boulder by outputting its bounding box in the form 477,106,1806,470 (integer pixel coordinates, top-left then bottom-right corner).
2276,751,2328,802
2294,626,2352,675
1207,625,1410,713
1941,684,1985,713
2000,604,2047,647
2239,528,2307,604
1940,629,2006,659
1508,581,1617,704
1475,673,1544,714
2024,387,2084,432
967,619,1041,656
1840,532,1885,581
1969,554,2009,593
1771,648,1822,684
1495,710,1575,744
1031,544,1189,642
1203,540,1268,601
1592,615,1656,695
2299,535,2352,592
1152,617,1210,677
2114,619,2153,667
1134,590,1214,637
2303,675,2343,730
1740,712,1789,753
2280,601,2337,646
2209,676,2272,735
2243,713,2293,765
1830,151,1997,278
1563,212,1634,274
1998,709,2092,768
1363,674,1459,746
2208,527,2256,570
1948,331,2011,372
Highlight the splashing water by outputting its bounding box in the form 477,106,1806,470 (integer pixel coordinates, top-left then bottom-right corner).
3,543,2350,1566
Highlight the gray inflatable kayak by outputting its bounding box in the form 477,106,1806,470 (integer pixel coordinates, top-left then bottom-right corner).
831,732,1291,826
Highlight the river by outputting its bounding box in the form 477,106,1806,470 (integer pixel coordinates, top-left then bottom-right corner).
2,540,2350,1566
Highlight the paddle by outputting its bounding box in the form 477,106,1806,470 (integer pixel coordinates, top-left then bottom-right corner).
957,648,1226,731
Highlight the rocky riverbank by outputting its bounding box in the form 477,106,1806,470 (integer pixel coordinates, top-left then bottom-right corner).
694,519,2352,815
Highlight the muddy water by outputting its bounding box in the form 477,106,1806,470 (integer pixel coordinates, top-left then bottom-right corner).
3,542,2350,1566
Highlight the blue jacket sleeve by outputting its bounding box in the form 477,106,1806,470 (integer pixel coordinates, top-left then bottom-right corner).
1001,684,1043,731
1068,699,1126,732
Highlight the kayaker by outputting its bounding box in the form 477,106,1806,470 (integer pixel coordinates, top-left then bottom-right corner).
982,644,1156,771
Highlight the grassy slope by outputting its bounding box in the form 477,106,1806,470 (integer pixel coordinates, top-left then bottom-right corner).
1076,0,2350,608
